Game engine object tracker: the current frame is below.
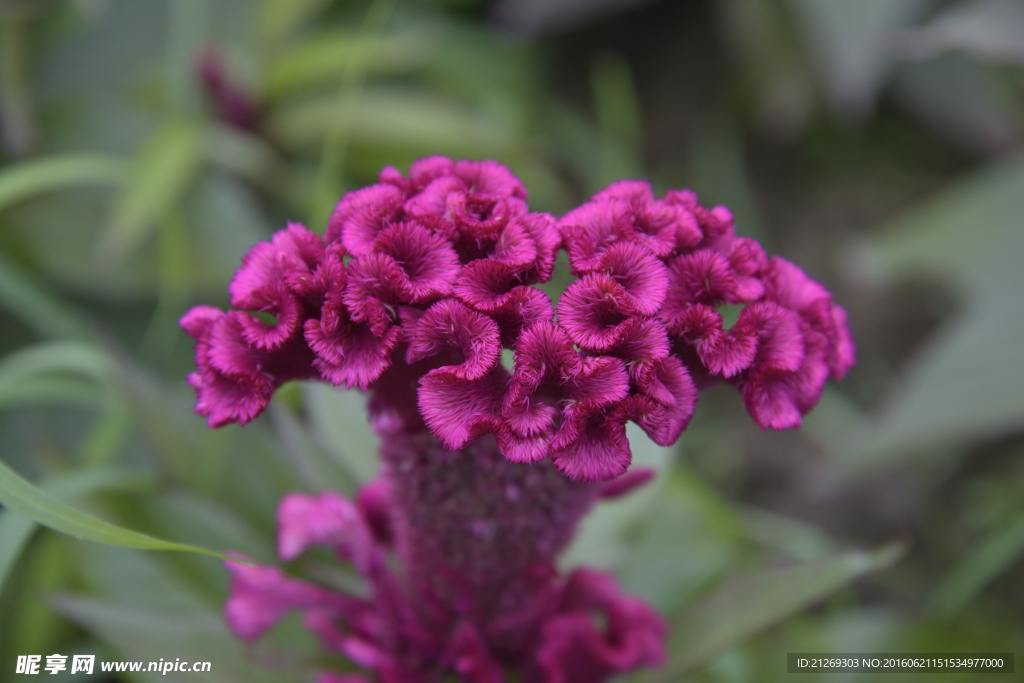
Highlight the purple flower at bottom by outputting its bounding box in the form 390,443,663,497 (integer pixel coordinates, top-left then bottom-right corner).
224,434,665,683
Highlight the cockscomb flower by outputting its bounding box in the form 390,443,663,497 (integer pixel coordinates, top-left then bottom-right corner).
182,157,854,682
225,438,665,683
558,182,855,437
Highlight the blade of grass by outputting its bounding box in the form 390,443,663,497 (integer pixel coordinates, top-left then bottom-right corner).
931,513,1024,618
0,341,110,406
139,211,191,361
99,119,203,261
0,155,125,212
309,0,398,231
0,253,90,339
0,468,153,594
0,459,241,562
638,544,905,681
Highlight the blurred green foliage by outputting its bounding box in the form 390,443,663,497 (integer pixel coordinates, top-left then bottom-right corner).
0,0,1022,681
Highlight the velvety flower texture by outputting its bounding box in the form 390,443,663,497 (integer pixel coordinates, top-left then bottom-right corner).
183,160,853,481
226,438,665,683
182,157,854,682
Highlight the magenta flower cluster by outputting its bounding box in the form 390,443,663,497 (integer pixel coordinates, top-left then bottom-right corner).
183,156,853,483
225,447,665,683
182,157,854,683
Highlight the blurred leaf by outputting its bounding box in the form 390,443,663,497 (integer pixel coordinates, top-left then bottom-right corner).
786,0,927,116
0,468,152,595
100,119,204,260
890,56,1022,157
689,116,764,241
147,491,273,565
640,544,904,681
80,402,132,465
204,123,300,207
843,153,1024,465
0,155,125,212
715,0,816,140
0,254,89,339
309,0,398,230
186,171,275,292
139,212,191,361
261,27,439,101
931,513,1024,617
8,533,73,662
589,51,643,187
63,546,318,681
491,0,659,35
894,0,1024,65
562,424,674,570
54,597,306,683
1,19,35,157
867,153,1024,290
162,0,207,116
254,0,333,45
0,459,237,562
302,384,378,485
0,342,110,408
616,487,741,614
267,87,520,159
741,507,838,561
270,402,356,495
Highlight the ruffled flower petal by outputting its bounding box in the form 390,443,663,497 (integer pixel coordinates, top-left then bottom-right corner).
277,492,375,571
630,356,697,445
418,369,507,451
551,409,632,482
454,158,528,199
183,309,316,428
305,290,402,391
229,222,324,308
446,622,506,683
535,569,666,683
223,561,360,641
372,222,460,302
406,300,501,380
326,184,405,254
559,200,632,273
234,282,303,351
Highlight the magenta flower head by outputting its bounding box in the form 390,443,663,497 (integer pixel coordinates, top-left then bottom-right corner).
181,157,854,682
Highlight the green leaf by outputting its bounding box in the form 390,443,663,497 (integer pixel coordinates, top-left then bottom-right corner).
0,154,125,213
0,254,89,339
270,402,356,496
639,544,904,681
0,468,152,595
0,459,238,562
302,384,379,485
0,342,111,403
867,152,1024,292
838,153,1024,467
54,596,307,683
786,0,926,114
260,27,438,101
99,119,204,260
931,512,1024,618
266,87,520,158
890,55,1022,157
254,0,333,45
58,547,314,681
562,424,675,571
895,0,1024,66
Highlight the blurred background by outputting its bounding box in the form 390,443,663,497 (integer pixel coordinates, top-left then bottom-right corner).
1,0,1022,681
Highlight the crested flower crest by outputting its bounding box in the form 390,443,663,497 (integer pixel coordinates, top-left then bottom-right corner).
182,157,854,482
